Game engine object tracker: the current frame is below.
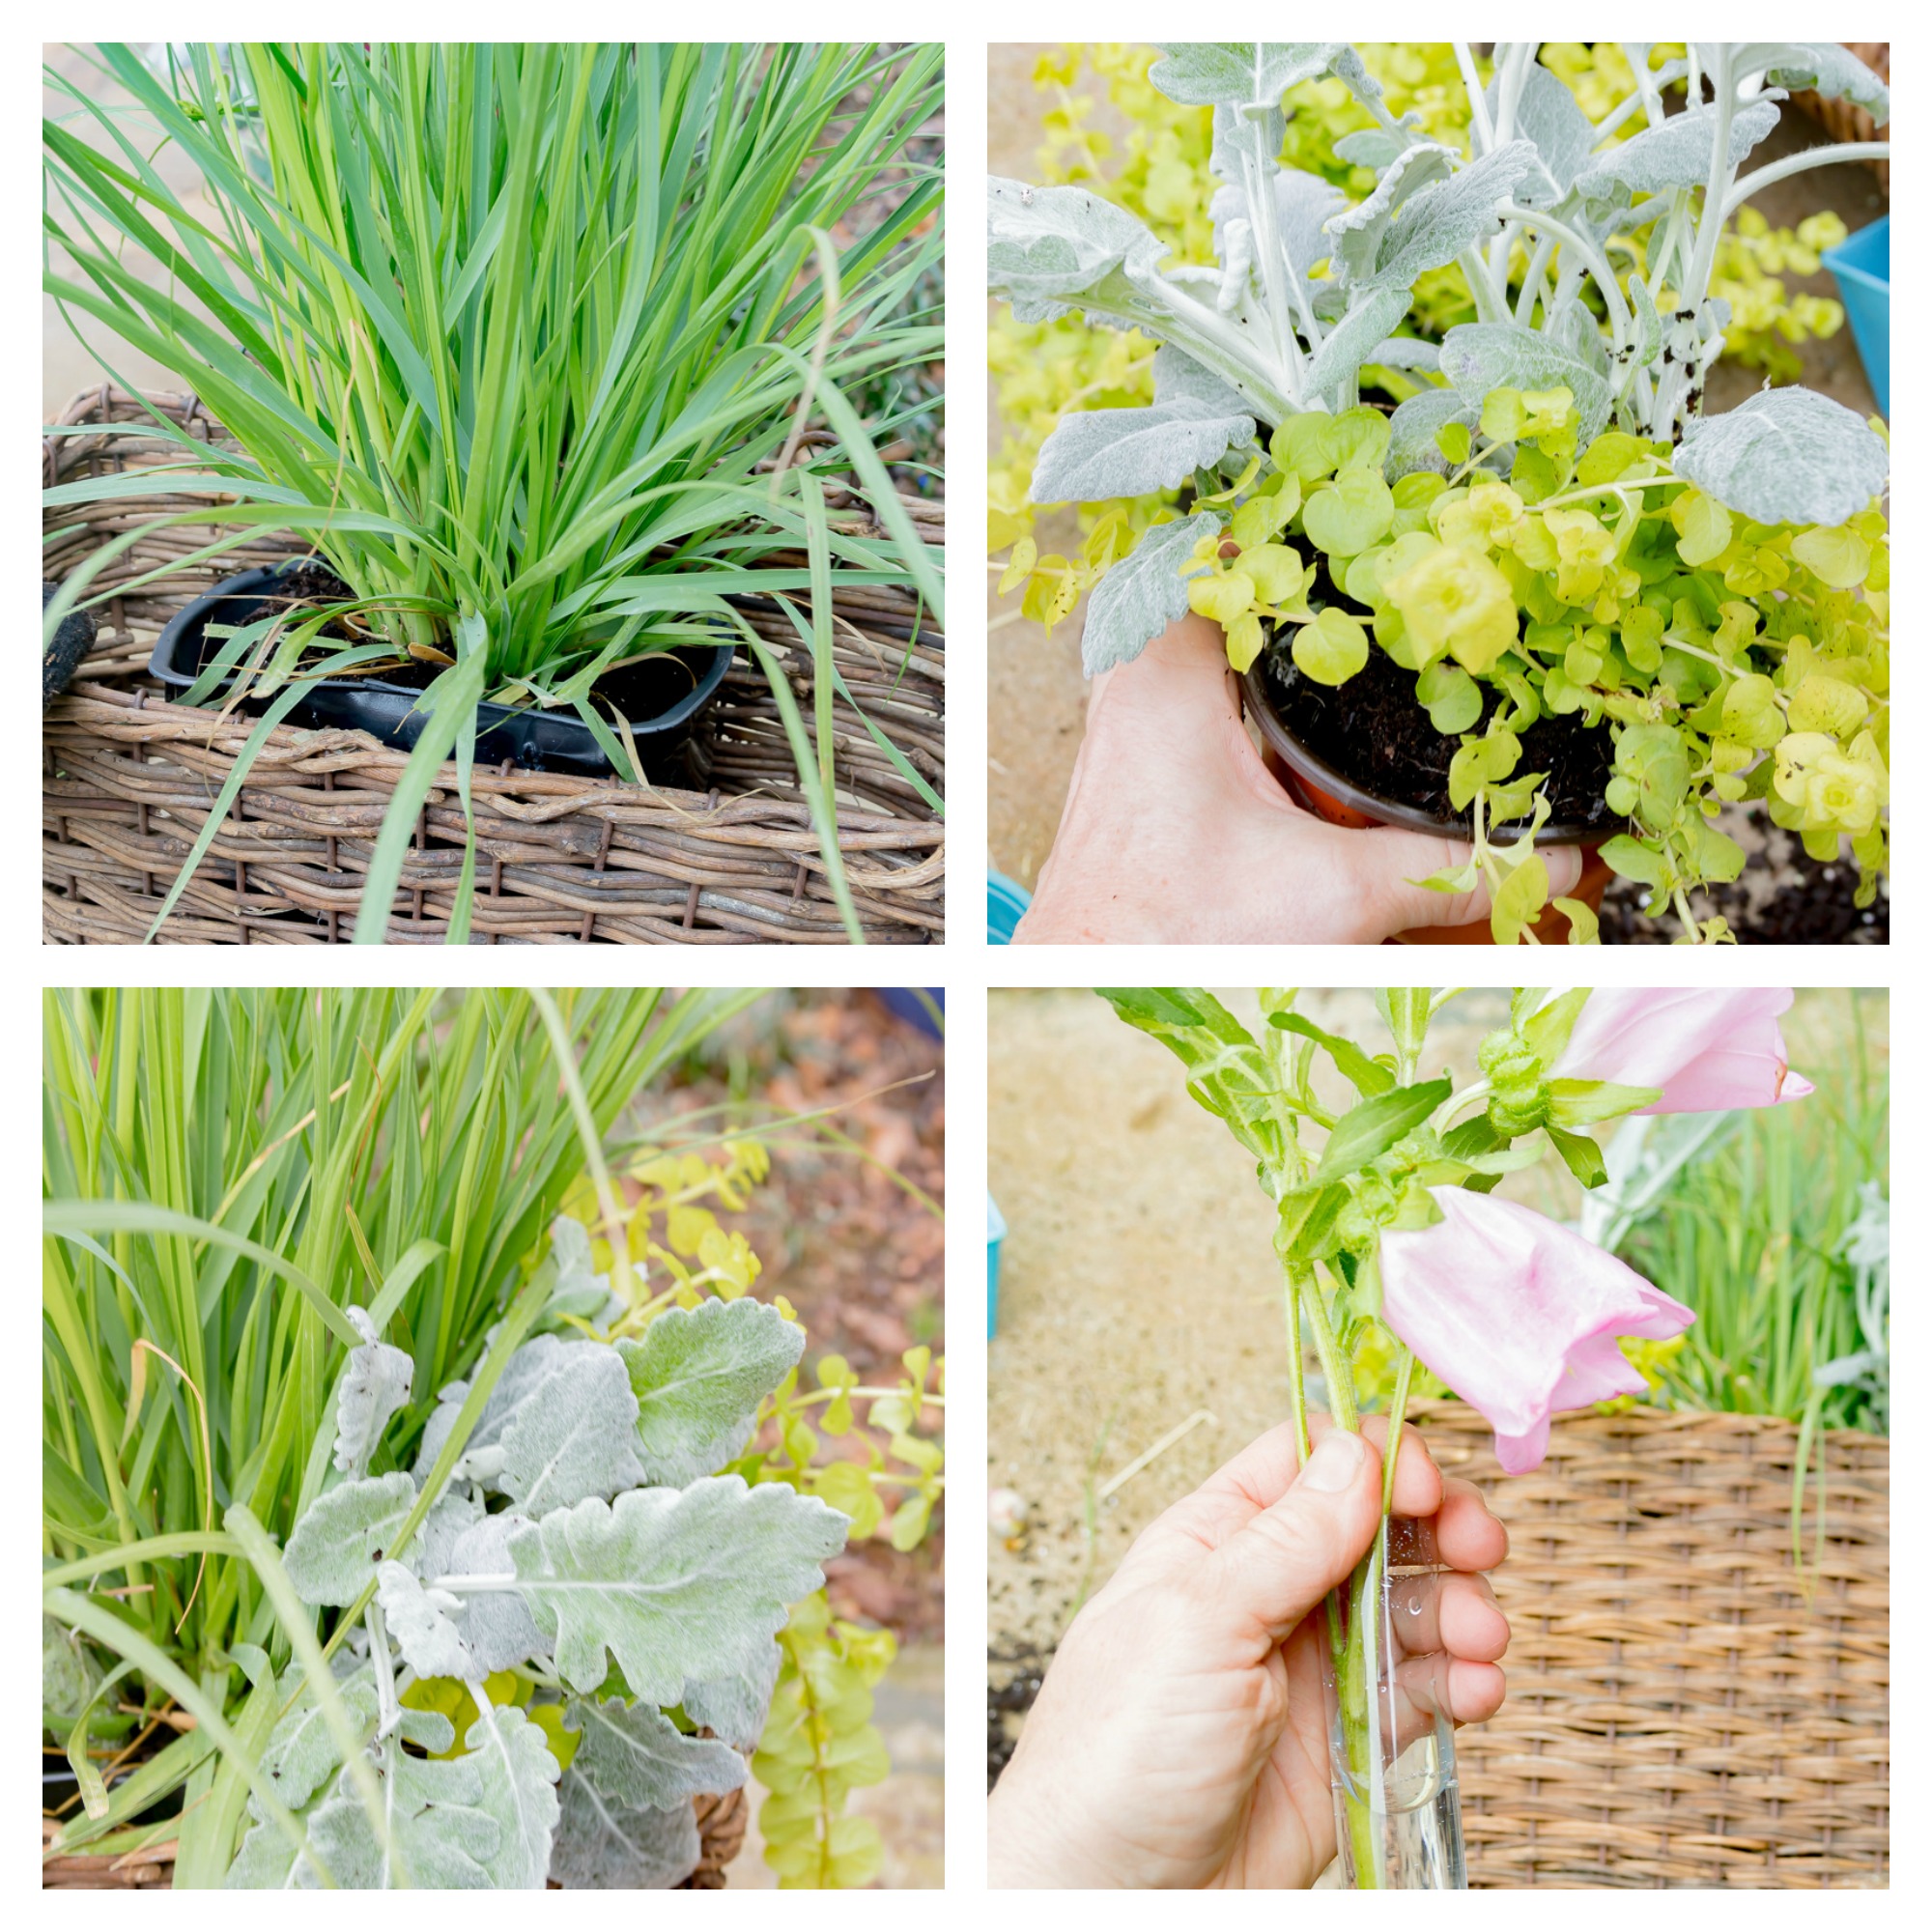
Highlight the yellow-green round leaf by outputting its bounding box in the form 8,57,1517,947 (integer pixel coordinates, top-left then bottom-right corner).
1790,525,1872,589
1187,569,1254,626
1671,489,1733,567
1292,608,1369,686
1302,468,1395,558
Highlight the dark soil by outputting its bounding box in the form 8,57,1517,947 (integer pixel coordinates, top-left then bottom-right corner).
1601,822,1889,945
1257,629,1616,835
198,561,714,723
987,1646,1050,1789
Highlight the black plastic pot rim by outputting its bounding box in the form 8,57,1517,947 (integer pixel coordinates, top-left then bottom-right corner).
151,560,734,773
1239,658,1602,846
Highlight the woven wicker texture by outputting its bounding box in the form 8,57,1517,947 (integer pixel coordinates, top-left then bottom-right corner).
1406,1401,1889,1888
43,388,944,944
1792,43,1889,196
43,1770,749,1889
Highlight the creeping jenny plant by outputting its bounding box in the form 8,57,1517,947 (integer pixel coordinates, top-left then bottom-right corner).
992,45,1889,942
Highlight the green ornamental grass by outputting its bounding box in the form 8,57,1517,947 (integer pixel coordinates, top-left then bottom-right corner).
42,985,763,1876
43,43,945,941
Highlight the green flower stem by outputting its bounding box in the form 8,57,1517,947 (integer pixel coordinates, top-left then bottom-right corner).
1330,1543,1379,1888
1303,1267,1359,1434
1283,1263,1314,1463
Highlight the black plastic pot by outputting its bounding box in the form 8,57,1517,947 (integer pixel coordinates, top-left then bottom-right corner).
152,561,734,781
1239,656,1603,844
43,1747,184,1826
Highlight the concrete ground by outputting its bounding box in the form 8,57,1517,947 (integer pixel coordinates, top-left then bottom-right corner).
985,43,1889,895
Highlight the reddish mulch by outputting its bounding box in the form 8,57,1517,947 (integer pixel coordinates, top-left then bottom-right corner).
651,991,946,1645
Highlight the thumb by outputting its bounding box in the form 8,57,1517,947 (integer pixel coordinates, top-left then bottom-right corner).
1350,827,1583,941
1208,1428,1384,1641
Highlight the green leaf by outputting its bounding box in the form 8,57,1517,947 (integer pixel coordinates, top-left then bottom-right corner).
298,1734,516,1888
376,1561,477,1681
1600,834,1670,888
43,1199,363,1350
1301,468,1395,558
1097,989,1293,1176
616,1297,806,1488
549,1762,700,1889
1490,855,1549,946
1440,1116,1505,1162
564,1696,745,1811
331,1311,414,1479
1548,1078,1662,1127
1375,990,1433,1063
1671,488,1732,567
282,1474,418,1606
461,1701,565,1890
683,1644,781,1753
1314,1077,1453,1182
506,1477,847,1704
1267,1014,1395,1096
1417,661,1482,734
1545,1123,1608,1188
1520,988,1593,1068
1292,606,1370,684
1095,986,1213,1028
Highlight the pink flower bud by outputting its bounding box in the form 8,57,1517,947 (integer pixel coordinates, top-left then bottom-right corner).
1552,988,1814,1113
1380,1188,1693,1474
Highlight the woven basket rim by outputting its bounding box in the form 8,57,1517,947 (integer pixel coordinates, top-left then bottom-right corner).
43,387,945,944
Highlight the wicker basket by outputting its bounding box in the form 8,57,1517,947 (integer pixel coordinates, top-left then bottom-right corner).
43,1772,749,1889
1792,43,1889,197
43,388,944,944
1406,1401,1889,1888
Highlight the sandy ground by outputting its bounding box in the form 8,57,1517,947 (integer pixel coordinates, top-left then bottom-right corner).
43,44,212,417
986,987,1877,1683
988,986,1519,1664
984,44,1889,901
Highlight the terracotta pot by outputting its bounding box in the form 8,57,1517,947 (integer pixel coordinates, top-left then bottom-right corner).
1240,660,1609,945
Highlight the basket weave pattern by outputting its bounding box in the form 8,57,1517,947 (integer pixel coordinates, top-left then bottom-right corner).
43,1762,749,1889
1406,1402,1889,1888
43,389,943,944
1792,43,1889,196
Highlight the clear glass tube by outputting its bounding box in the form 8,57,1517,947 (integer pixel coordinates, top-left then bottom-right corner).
1322,1515,1467,1889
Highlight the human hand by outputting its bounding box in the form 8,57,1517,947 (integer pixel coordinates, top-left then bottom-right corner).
987,1415,1510,1889
1011,613,1580,944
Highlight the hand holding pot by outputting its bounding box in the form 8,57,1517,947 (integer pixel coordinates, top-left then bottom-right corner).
1013,614,1580,945
988,1415,1510,1889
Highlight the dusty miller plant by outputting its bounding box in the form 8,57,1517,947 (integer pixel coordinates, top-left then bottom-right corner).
989,43,1889,942
224,1221,842,1889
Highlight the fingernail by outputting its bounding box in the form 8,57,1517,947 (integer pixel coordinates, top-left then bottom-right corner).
1547,845,1583,895
1300,1430,1365,1493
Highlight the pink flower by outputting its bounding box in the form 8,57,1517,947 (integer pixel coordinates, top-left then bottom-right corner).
1551,988,1814,1113
1379,1188,1693,1474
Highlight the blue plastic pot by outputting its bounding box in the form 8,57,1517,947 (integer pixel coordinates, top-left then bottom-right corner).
1824,214,1889,416
987,1194,1007,1338
877,988,944,1038
989,869,1031,945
